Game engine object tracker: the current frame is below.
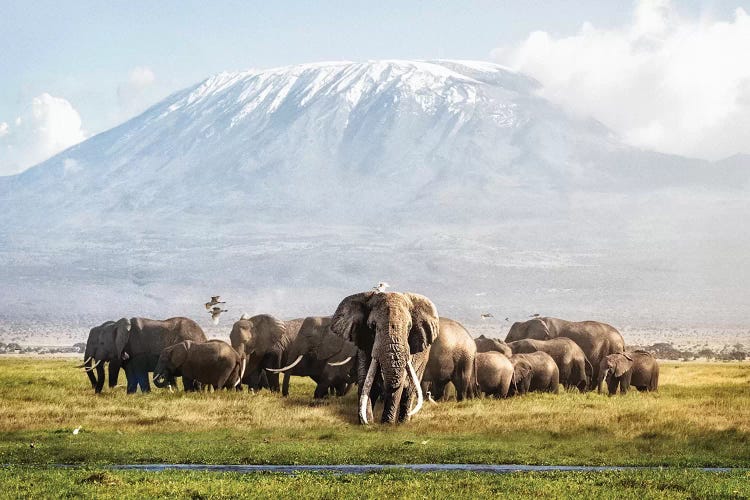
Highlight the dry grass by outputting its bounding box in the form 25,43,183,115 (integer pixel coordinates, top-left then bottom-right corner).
0,359,748,466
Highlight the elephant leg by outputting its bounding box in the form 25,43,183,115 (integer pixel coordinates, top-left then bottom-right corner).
431,381,447,401
620,372,632,395
138,371,151,393
314,383,328,399
606,376,619,396
108,361,120,388
281,373,290,397
94,363,106,394
124,362,138,394
452,361,473,401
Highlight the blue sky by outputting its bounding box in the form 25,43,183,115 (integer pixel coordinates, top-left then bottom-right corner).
1,0,748,174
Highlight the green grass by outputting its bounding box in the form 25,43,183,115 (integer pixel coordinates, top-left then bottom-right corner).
0,468,748,499
0,359,748,467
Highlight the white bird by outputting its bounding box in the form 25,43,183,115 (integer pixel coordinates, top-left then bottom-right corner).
373,282,390,293
209,306,228,325
73,426,81,435
205,295,226,310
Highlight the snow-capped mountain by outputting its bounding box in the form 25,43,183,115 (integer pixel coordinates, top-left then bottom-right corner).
0,60,748,333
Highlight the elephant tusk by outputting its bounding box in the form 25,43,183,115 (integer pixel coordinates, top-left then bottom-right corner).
84,359,102,372
327,356,352,367
238,358,246,384
265,355,303,373
76,356,92,368
359,358,378,425
406,359,424,417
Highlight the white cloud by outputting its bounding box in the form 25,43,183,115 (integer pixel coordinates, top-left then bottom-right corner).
0,93,86,176
492,0,750,160
117,66,157,118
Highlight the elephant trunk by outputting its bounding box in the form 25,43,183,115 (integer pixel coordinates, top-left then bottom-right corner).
377,340,409,424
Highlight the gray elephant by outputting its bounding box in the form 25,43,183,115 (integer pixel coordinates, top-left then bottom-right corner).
421,318,477,401
474,335,512,357
229,313,304,392
475,351,513,398
330,291,439,424
79,320,123,393
598,350,659,395
153,339,245,390
508,352,559,395
506,338,591,391
265,316,357,398
82,316,207,393
505,317,624,389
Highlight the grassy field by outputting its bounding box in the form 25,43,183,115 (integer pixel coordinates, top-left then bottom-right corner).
1,468,748,499
0,358,748,467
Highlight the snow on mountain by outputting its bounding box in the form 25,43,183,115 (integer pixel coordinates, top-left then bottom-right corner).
0,60,748,335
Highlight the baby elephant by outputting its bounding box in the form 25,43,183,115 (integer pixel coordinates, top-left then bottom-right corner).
598,350,659,395
508,352,559,396
154,340,245,390
476,351,514,398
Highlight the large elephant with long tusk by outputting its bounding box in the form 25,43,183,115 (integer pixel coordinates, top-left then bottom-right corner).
79,316,207,393
265,316,357,398
330,291,439,424
229,314,304,392
79,321,124,394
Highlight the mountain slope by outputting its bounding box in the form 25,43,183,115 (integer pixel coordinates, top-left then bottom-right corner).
0,60,748,329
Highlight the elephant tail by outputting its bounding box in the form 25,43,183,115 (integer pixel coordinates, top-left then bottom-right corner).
471,355,479,398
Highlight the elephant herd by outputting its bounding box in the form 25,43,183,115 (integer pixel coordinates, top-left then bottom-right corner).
78,290,659,425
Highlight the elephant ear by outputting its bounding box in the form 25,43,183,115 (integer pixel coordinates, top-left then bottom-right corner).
613,354,633,378
531,318,552,339
312,322,349,361
405,293,439,354
114,318,132,357
248,314,287,354
169,341,190,368
330,292,375,351
514,361,533,384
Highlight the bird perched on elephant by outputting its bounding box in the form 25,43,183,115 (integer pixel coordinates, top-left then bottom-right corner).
79,317,206,394
153,339,245,390
421,318,477,401
229,313,304,392
330,291,439,425
265,316,357,398
79,321,123,394
506,338,591,391
505,317,624,389
508,352,559,395
474,335,512,357
475,351,514,398
598,350,659,395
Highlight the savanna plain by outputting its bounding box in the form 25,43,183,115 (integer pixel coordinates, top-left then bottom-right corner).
0,358,748,498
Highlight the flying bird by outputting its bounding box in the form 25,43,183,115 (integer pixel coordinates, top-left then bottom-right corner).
372,282,390,293
504,317,509,322
205,295,226,310
528,313,540,318
480,313,494,319
209,306,228,325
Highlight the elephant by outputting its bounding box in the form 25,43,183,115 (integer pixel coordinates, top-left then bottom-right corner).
81,316,207,393
153,339,245,390
474,335,512,357
506,338,592,391
229,313,304,392
265,316,358,398
508,352,559,395
330,291,439,424
79,321,123,394
505,317,624,390
475,351,513,398
421,318,477,401
597,350,659,395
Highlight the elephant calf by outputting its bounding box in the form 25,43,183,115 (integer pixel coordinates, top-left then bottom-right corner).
475,351,513,398
474,335,512,357
422,318,478,401
508,352,559,395
154,340,245,390
506,338,591,391
598,350,659,396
